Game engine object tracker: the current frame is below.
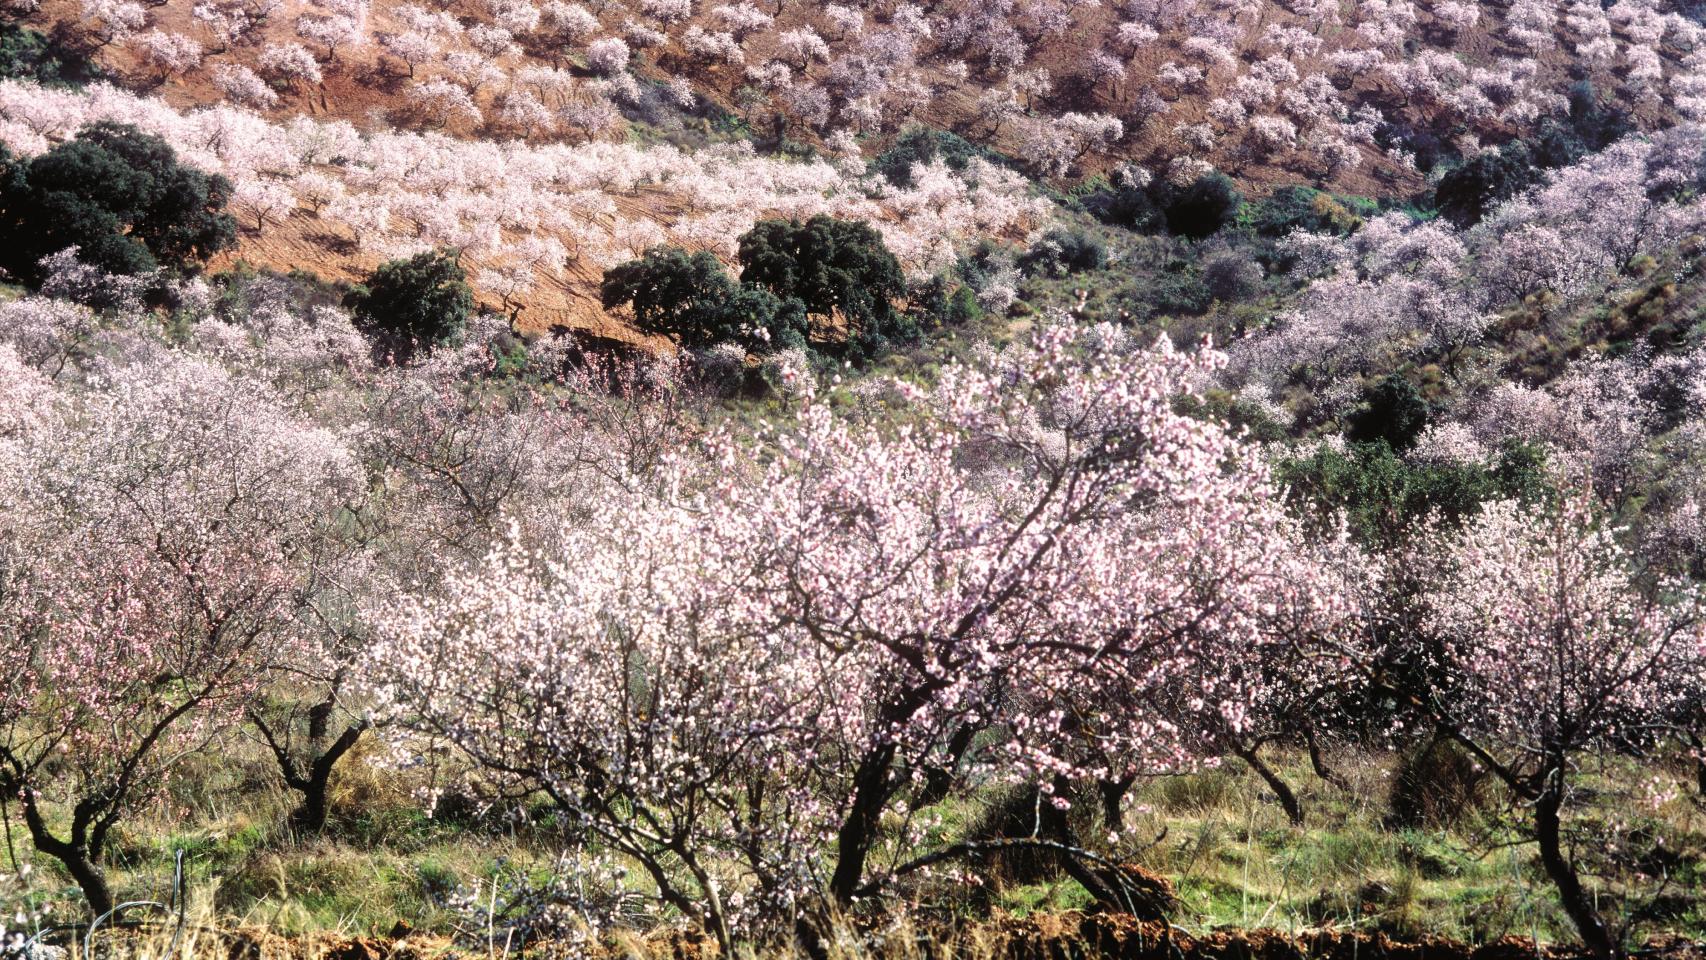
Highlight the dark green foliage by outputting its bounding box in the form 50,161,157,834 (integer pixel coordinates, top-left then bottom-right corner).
1347,375,1430,451
601,245,806,349
1158,173,1243,240
870,127,1005,188
1017,228,1107,278
1083,173,1241,240
944,284,982,326
1109,249,1212,321
1375,122,1449,173
0,123,237,284
1201,247,1265,303
488,327,535,379
1418,92,1630,221
900,274,982,332
955,240,1016,291
1566,81,1635,153
1528,93,1631,178
1278,439,1551,546
1183,389,1290,444
1534,119,1591,171
1082,181,1164,233
607,247,747,346
0,23,102,86
1433,141,1544,228
736,215,908,357
345,250,473,358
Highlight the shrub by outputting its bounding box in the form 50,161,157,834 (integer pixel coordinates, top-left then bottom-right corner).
1433,141,1543,228
944,283,983,325
1248,186,1370,237
0,122,236,283
601,244,806,349
1201,247,1265,302
1083,172,1243,240
1083,181,1165,232
1111,254,1212,320
1375,121,1449,173
1017,227,1107,278
736,215,907,357
1347,374,1429,451
1277,438,1551,547
345,250,473,358
870,126,1002,188
1158,172,1242,240
0,22,102,86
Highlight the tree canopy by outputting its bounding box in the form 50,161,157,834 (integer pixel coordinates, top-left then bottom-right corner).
0,122,237,284
600,245,806,350
345,250,474,358
603,216,906,359
736,215,908,353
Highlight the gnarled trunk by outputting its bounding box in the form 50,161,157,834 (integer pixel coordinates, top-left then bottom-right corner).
1233,742,1304,827
1534,774,1616,959
1098,774,1135,831
829,743,896,903
253,691,369,834
20,792,114,917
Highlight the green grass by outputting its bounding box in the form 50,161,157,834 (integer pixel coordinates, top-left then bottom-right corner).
6,744,1705,950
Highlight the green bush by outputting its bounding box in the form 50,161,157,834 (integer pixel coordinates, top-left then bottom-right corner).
1111,261,1212,320
1247,186,1371,238
737,215,908,359
1159,173,1243,240
601,245,805,350
0,123,236,284
1278,439,1550,546
1347,374,1430,451
1017,228,1107,278
0,23,102,86
1432,141,1544,228
346,250,473,358
1201,247,1265,303
870,127,1005,188
1084,172,1244,240
1082,181,1165,234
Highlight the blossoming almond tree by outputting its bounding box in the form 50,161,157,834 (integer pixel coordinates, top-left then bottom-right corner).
0,355,360,913
367,318,1352,946
1409,497,1703,958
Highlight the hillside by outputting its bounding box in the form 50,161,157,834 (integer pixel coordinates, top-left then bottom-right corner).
9,0,1706,335
12,0,1706,957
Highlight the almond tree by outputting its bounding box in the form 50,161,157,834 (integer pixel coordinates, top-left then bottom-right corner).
0,356,359,913
296,11,365,61
258,42,324,90
138,30,204,81
367,319,1343,946
1405,497,1703,958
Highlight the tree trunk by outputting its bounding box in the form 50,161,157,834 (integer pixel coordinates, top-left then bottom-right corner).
1098,774,1135,832
254,705,368,834
911,725,975,812
829,743,896,902
1535,776,1615,959
1305,728,1348,790
1233,742,1304,827
20,794,114,917
1037,775,1125,910
293,719,366,832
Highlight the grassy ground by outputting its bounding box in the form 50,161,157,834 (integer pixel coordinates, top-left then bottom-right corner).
7,739,1705,952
